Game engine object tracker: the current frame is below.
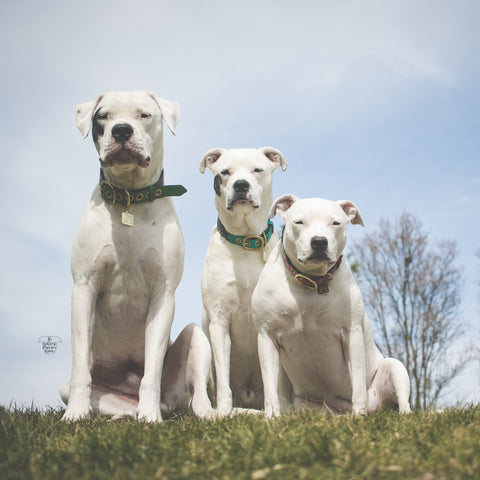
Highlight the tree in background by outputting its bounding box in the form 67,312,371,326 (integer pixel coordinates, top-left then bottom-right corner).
351,212,466,410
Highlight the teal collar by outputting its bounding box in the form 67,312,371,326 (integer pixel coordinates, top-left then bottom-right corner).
99,169,187,206
217,218,274,250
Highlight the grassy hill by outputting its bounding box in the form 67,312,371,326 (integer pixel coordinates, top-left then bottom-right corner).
1,406,479,479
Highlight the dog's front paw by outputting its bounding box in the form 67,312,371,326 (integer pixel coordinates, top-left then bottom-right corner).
215,400,233,418
61,383,92,422
62,403,91,422
214,388,233,417
352,404,367,416
191,400,218,420
137,385,163,422
137,405,163,423
137,396,163,422
200,409,218,421
264,402,281,419
399,402,412,414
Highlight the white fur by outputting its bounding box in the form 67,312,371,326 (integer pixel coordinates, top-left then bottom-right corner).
200,147,287,416
61,91,215,422
252,195,412,417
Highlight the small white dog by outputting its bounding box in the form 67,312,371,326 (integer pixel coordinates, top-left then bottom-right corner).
200,147,287,415
252,195,412,417
61,91,215,422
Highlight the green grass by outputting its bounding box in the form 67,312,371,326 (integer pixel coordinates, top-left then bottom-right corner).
1,406,479,479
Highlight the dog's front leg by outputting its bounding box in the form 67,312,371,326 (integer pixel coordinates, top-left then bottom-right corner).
209,318,232,416
138,289,175,422
346,325,368,415
62,281,97,421
258,330,281,418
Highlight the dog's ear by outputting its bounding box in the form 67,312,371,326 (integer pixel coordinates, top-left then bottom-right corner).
75,96,103,138
338,200,365,226
270,194,298,219
199,148,225,173
150,94,180,135
260,147,287,171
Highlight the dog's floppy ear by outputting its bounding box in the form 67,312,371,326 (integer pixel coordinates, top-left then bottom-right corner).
150,94,180,135
75,95,103,138
260,147,287,171
338,200,365,226
199,148,225,173
270,194,298,219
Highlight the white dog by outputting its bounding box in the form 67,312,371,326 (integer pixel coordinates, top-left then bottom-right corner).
200,147,287,415
61,91,215,422
252,195,412,417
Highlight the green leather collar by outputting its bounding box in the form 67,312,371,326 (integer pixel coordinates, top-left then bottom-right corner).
99,169,187,206
216,218,274,250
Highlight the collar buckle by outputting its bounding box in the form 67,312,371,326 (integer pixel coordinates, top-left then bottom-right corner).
217,219,274,250
242,234,266,250
294,273,318,290
284,251,343,295
100,180,116,205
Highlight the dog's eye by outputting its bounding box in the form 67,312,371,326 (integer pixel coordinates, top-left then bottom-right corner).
140,113,152,119
332,221,341,226
221,169,231,176
96,112,108,121
294,220,304,225
254,168,264,173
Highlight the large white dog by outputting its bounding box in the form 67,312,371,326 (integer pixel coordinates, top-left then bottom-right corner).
200,147,287,415
61,91,215,422
252,195,412,417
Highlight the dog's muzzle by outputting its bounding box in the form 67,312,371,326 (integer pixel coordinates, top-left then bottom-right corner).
307,235,330,262
112,123,134,144
233,179,250,194
227,179,256,210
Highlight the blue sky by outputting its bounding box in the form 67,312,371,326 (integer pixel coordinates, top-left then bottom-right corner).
1,0,479,409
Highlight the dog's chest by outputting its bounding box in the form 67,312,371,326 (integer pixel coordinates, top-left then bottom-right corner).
203,234,265,294
276,308,352,393
231,250,264,291
106,220,168,287
74,197,183,294
261,273,350,355
89,220,175,361
95,230,156,312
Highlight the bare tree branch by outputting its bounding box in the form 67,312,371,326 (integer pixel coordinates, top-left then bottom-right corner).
351,212,468,409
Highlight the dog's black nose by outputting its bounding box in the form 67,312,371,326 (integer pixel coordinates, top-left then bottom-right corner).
311,236,328,251
233,179,250,193
112,123,134,143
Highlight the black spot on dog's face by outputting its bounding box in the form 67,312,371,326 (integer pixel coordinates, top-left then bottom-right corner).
92,109,106,143
214,174,222,196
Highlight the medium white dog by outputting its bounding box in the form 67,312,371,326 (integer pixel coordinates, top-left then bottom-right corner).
252,195,412,417
61,91,215,422
200,147,287,415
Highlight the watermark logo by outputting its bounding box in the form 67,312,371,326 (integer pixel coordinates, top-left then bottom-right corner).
38,336,62,354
